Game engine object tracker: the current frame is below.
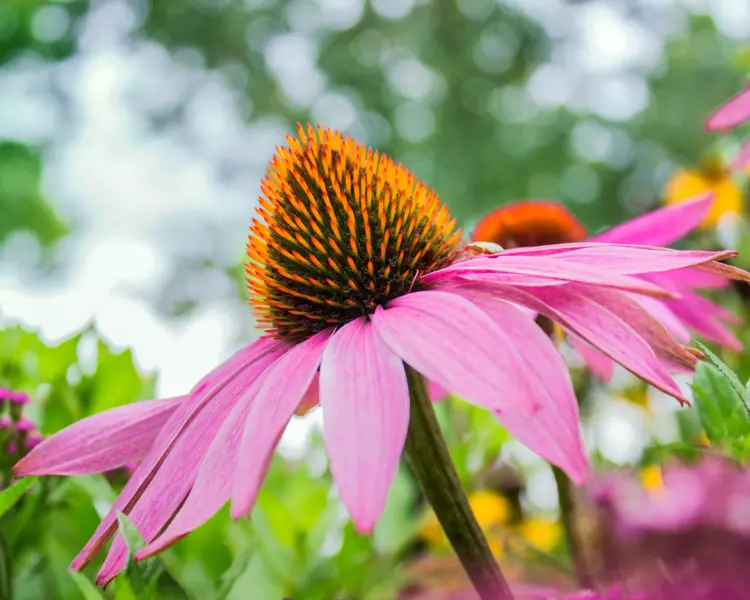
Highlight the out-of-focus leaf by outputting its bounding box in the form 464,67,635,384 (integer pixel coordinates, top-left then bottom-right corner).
68,572,106,600
0,477,37,518
114,577,138,600
693,362,750,456
213,545,254,600
90,342,152,414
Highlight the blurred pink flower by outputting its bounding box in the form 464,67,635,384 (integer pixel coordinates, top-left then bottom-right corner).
468,195,741,382
589,457,750,600
12,126,750,585
706,84,750,171
0,387,29,405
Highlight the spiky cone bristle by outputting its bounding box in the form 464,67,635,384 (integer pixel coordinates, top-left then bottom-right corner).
246,124,463,341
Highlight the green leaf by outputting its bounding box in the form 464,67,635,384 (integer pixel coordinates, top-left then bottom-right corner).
692,362,750,451
0,477,37,518
694,341,747,402
69,571,107,600
213,545,254,600
116,511,162,597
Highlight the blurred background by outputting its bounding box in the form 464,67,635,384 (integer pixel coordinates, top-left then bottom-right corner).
0,0,749,598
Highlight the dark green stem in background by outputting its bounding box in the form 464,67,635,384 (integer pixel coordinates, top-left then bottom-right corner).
403,366,514,600
552,466,594,589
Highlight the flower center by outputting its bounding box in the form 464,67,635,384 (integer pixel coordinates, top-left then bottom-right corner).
471,201,587,248
246,124,463,341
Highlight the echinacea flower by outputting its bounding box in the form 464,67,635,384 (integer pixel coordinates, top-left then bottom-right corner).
13,125,750,585
469,196,741,381
589,457,750,600
706,84,750,171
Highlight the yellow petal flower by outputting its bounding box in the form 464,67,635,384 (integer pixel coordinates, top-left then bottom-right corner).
419,490,511,549
641,463,664,492
517,518,560,552
663,168,742,228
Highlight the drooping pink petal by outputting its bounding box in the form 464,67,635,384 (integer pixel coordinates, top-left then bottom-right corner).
370,290,537,414
450,287,589,482
296,372,320,416
626,292,691,343
730,138,750,171
540,247,737,277
479,284,687,402
590,194,712,247
230,330,332,518
568,284,699,375
427,256,677,298
706,85,750,131
648,268,730,290
136,360,280,559
664,291,743,352
13,396,184,476
568,333,615,381
95,342,289,585
319,318,409,532
65,338,283,577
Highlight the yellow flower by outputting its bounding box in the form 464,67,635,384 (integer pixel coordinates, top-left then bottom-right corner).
516,518,561,552
663,164,742,228
641,464,664,493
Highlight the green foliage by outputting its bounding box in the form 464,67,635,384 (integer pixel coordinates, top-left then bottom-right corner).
0,142,68,249
0,477,37,519
692,353,750,461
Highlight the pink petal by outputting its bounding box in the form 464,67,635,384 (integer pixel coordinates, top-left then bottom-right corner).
13,396,184,476
320,318,409,532
649,268,730,290
706,85,750,131
545,247,737,276
67,338,284,577
453,288,589,482
370,290,537,413
568,284,698,375
230,330,332,518
730,138,750,172
137,361,279,559
486,284,687,402
664,291,743,353
590,194,712,247
95,342,288,585
627,292,691,343
568,334,615,382
428,257,675,298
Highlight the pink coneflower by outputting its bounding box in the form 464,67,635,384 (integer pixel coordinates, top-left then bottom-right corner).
13,125,750,587
706,84,750,171
469,196,741,381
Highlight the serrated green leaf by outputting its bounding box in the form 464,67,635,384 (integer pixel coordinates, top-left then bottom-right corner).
694,341,747,404
69,571,106,600
693,362,750,451
0,476,37,518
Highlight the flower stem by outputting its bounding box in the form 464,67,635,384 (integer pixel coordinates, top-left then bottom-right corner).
552,465,594,589
403,366,514,600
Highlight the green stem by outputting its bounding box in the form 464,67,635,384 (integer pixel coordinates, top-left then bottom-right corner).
403,367,514,600
552,466,594,589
